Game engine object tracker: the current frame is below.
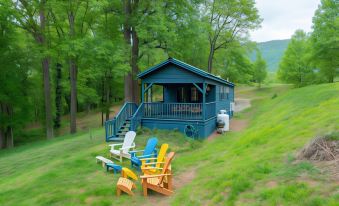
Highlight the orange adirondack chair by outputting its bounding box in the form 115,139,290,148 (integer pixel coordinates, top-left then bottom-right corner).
140,152,175,196
140,143,169,175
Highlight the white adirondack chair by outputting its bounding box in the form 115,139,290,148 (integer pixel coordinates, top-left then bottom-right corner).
109,131,136,162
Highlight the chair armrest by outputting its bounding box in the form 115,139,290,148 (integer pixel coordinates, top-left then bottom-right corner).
136,154,153,159
129,149,144,158
140,173,172,179
129,149,145,154
109,143,123,150
119,145,135,151
143,162,165,165
141,166,163,170
139,157,158,161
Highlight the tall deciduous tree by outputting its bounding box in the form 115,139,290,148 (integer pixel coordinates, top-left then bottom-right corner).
278,30,315,87
50,0,99,133
215,41,254,83
0,0,29,148
13,0,54,138
310,0,339,83
120,0,193,102
253,51,267,87
202,0,261,72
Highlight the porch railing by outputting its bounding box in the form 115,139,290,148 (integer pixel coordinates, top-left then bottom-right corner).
143,102,216,120
105,102,138,141
130,103,144,131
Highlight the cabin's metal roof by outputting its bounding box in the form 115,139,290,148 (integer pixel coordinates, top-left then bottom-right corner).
137,57,234,86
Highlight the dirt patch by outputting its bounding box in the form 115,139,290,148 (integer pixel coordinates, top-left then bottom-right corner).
313,160,339,182
173,168,197,189
230,119,248,132
296,174,319,187
266,180,278,188
234,98,251,112
143,168,197,206
207,131,220,141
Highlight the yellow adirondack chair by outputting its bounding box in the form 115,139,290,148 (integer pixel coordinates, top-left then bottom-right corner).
140,143,169,175
116,167,138,196
140,152,175,196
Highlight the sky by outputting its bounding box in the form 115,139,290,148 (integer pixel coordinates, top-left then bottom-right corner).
250,0,321,42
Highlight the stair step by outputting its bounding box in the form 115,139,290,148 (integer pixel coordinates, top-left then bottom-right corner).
118,131,128,135
108,137,124,142
119,127,130,131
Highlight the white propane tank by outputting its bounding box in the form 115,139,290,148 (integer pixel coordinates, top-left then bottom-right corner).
217,110,229,132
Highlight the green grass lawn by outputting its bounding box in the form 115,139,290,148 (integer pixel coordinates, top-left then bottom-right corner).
0,83,338,206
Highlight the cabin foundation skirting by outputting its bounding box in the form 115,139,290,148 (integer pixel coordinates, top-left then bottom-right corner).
141,117,217,138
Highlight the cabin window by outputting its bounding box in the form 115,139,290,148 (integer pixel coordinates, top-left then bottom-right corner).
177,87,186,102
219,86,229,100
191,87,198,102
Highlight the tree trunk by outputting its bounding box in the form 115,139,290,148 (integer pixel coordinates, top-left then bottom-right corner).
0,129,5,149
42,57,54,138
6,127,13,148
123,0,140,104
124,73,133,102
38,0,53,139
101,77,105,126
0,103,14,149
207,44,215,73
131,27,140,103
69,58,77,134
105,75,110,121
54,63,62,128
68,10,77,134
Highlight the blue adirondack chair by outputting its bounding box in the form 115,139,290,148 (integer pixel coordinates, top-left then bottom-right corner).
130,137,158,170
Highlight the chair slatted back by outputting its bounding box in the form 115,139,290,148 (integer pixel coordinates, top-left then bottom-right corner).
158,152,175,185
122,131,136,153
156,144,169,168
143,137,158,156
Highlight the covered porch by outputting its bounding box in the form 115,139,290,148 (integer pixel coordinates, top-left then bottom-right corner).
141,82,216,120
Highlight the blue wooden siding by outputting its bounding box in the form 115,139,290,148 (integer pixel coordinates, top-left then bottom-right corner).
142,64,205,84
142,116,217,138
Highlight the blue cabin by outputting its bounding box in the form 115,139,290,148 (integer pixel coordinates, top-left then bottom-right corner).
105,58,235,141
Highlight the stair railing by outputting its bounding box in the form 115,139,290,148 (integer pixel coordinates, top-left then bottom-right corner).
130,103,144,131
105,102,138,141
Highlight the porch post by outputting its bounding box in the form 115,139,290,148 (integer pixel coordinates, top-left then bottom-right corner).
141,81,144,103
203,83,206,120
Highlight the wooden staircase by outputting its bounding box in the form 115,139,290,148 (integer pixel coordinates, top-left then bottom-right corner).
105,102,144,142
116,119,131,140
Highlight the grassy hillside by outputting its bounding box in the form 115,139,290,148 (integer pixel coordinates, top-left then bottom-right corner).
0,83,338,206
251,39,290,72
173,83,339,205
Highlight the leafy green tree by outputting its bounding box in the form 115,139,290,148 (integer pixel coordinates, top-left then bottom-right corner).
12,0,54,138
202,0,261,73
310,0,339,83
48,0,101,133
215,41,254,83
0,1,30,148
253,51,267,87
120,0,200,102
278,30,315,87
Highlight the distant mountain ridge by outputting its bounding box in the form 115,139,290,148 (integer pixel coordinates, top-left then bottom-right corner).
251,39,290,72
